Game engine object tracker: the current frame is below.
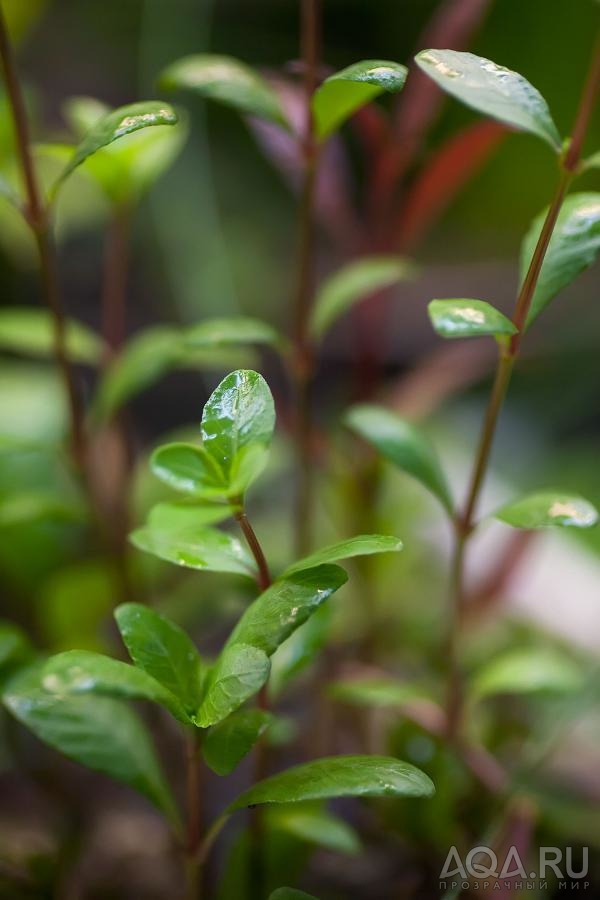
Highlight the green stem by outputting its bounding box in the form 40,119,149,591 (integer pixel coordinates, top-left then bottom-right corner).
445,30,600,739
292,0,321,558
0,8,86,470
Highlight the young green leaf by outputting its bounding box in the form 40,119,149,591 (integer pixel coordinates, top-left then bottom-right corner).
345,404,453,513
226,565,348,657
200,369,276,497
150,442,229,498
415,50,560,151
159,55,288,127
38,650,189,723
266,803,361,855
194,643,271,728
131,521,256,578
283,534,403,576
0,621,32,670
144,500,232,532
57,100,178,185
114,603,204,715
3,664,178,822
0,309,104,364
521,193,600,328
184,317,282,351
202,708,273,775
428,299,517,340
471,648,583,700
270,891,319,900
227,755,434,811
495,491,598,529
310,256,415,340
313,60,408,141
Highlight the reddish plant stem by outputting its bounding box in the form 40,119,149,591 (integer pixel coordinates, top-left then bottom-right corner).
101,203,132,358
292,0,321,557
0,9,86,470
184,730,203,900
445,30,600,740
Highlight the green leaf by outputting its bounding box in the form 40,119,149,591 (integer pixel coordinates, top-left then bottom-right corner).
269,606,331,699
428,299,517,340
144,500,233,531
226,565,348,657
3,663,178,821
38,650,188,723
150,442,229,498
195,643,271,728
228,755,434,812
270,891,319,900
0,309,104,364
185,317,282,351
345,404,453,513
0,620,32,671
329,676,429,709
415,50,560,151
131,520,256,577
115,603,204,715
266,803,361,855
200,369,276,497
495,491,598,529
202,708,273,775
521,193,600,327
58,101,179,185
94,327,183,420
310,256,415,340
159,55,288,127
284,534,402,576
313,60,408,141
471,648,583,700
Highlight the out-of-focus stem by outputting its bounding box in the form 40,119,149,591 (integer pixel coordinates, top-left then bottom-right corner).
101,203,132,359
184,730,202,900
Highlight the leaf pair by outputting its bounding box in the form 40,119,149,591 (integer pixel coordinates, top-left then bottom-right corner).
159,55,408,141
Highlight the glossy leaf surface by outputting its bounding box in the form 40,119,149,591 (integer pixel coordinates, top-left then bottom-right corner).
345,404,453,513
160,55,287,127
313,60,407,141
310,257,414,340
428,299,517,340
115,603,204,714
226,565,348,657
0,309,104,364
150,442,228,498
3,664,177,820
195,643,270,728
202,708,273,775
228,755,435,811
131,520,256,577
495,491,598,529
284,534,402,576
415,50,560,151
521,193,600,327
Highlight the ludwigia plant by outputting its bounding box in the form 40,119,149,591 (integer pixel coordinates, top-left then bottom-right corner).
1,1,600,898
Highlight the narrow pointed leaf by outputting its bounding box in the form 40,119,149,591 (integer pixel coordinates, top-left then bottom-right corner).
495,491,598,529
159,55,288,127
195,643,270,728
313,60,408,141
310,257,415,340
0,621,32,671
38,650,188,722
151,442,229,498
201,369,275,496
185,317,282,350
115,603,204,714
329,676,429,709
415,50,560,151
267,803,361,855
472,648,583,699
202,708,273,775
226,565,348,657
3,664,178,821
521,193,600,327
131,521,256,577
428,299,517,340
0,309,104,363
284,534,402,576
345,404,453,513
58,101,178,184
228,755,434,812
